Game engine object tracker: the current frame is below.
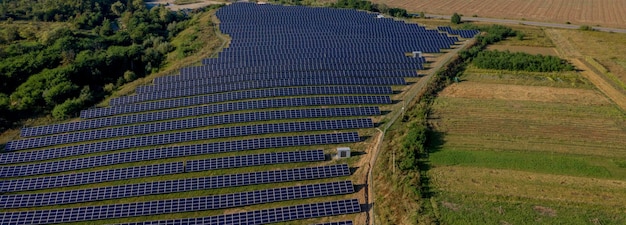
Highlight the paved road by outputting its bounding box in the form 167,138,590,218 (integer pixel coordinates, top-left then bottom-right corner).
426,14,626,34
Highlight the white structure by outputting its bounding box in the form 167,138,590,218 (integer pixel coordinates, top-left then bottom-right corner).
412,51,423,58
336,147,351,159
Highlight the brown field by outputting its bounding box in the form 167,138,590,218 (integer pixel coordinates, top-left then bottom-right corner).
373,0,626,28
486,45,558,56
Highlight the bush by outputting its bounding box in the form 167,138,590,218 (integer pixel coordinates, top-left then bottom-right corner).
473,50,574,72
451,13,461,24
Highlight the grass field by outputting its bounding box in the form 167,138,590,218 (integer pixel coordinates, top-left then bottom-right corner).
426,29,626,223
373,0,626,28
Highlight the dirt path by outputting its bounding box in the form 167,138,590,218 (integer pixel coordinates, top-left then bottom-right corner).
546,29,626,112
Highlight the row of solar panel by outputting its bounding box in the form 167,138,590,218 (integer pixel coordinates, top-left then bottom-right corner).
179,63,422,76
0,164,351,208
196,54,421,65
2,150,324,191
315,221,354,225
23,106,377,138
9,118,370,152
0,181,354,225
82,95,390,122
115,199,361,225
438,26,481,38
3,132,357,177
132,77,402,96
4,119,370,164
153,70,417,85
201,55,426,66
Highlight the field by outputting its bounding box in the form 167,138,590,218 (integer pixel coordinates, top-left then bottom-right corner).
425,29,626,224
373,0,626,28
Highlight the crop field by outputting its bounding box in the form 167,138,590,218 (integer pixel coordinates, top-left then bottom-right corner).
373,0,626,28
426,49,626,224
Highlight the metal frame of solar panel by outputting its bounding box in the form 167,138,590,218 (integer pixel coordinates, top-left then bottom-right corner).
80,95,391,120
22,106,378,138
152,70,417,86
112,199,361,225
2,132,355,176
1,131,358,165
2,150,324,192
93,86,390,115
0,181,354,225
0,164,351,208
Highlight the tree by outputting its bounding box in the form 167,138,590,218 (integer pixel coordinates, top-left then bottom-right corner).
420,11,425,18
451,12,461,24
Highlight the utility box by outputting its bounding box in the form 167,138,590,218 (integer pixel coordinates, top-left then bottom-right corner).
412,51,423,58
336,147,351,159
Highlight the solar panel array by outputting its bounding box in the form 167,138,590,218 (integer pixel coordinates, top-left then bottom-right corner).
0,181,354,225
91,86,390,116
113,199,361,225
6,118,371,151
2,150,324,191
22,107,379,138
1,164,351,208
135,77,401,94
81,95,390,119
2,162,183,191
0,2,472,224
1,132,358,166
155,69,417,84
437,26,481,38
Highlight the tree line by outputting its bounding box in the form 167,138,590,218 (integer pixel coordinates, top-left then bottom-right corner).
0,0,219,130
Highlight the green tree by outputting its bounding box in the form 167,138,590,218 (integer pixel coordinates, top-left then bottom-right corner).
451,12,461,24
420,11,425,18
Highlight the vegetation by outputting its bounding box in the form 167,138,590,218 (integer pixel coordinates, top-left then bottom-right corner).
332,0,408,18
0,0,223,131
451,12,461,24
473,50,574,72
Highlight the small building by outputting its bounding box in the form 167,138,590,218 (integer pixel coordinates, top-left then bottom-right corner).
336,147,351,159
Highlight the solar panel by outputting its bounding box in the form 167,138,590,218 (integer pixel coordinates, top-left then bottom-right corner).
6,118,371,152
80,95,390,120
113,199,361,225
21,106,379,138
0,181,354,224
1,150,324,193
91,86,390,116
0,164,351,208
1,162,183,192
1,132,358,170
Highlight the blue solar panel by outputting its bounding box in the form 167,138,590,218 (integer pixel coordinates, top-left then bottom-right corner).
113,199,361,225
1,150,324,193
6,118,371,152
0,164,351,208
1,131,358,169
21,107,379,138
0,181,354,224
314,221,354,225
81,95,390,120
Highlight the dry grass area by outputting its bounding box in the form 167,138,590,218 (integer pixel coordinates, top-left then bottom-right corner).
373,0,626,28
427,64,626,224
486,45,558,56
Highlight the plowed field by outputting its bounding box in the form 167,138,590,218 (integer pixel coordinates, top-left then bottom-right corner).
373,0,626,28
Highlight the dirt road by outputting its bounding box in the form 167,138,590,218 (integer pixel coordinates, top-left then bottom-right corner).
146,0,227,11
546,29,626,112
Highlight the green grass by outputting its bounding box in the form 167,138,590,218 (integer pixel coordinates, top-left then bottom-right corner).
430,149,616,179
434,192,626,225
173,0,202,5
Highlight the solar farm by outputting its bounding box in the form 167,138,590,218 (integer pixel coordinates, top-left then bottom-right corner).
0,3,475,225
